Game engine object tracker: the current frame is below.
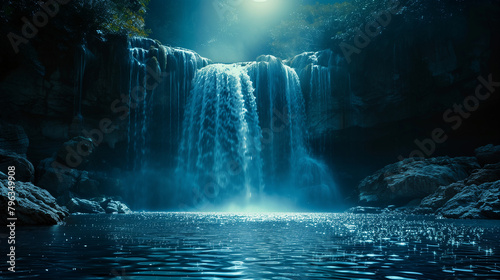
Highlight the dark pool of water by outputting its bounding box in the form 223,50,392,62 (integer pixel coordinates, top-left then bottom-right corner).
2,213,500,279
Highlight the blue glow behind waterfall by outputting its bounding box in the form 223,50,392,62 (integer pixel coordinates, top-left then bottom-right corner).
125,38,338,210
177,56,339,210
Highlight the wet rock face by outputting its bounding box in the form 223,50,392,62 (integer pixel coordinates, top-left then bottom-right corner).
358,157,480,206
437,181,500,219
419,182,465,211
0,180,68,225
0,35,131,167
359,152,500,219
418,161,500,219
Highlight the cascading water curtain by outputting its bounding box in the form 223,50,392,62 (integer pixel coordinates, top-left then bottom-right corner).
177,64,263,207
128,46,151,171
177,56,338,210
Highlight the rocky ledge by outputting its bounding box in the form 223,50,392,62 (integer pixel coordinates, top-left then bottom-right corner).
0,179,68,225
357,145,500,219
358,156,479,206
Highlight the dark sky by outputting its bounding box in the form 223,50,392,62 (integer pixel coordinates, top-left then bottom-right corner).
145,0,346,63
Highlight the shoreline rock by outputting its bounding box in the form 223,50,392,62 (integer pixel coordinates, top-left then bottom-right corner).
66,196,132,214
357,145,500,219
358,156,479,206
0,180,68,225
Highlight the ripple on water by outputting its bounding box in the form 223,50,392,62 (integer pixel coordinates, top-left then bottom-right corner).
11,212,500,279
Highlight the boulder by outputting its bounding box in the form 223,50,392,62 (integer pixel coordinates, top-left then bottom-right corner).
417,162,500,219
65,197,131,214
0,149,35,182
0,180,68,225
438,181,500,219
66,197,105,214
475,144,500,166
100,198,132,214
358,157,479,206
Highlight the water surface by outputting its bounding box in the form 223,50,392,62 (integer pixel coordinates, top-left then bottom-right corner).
2,213,500,279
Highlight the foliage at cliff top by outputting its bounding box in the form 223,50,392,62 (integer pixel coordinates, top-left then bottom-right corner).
1,0,151,40
105,0,151,37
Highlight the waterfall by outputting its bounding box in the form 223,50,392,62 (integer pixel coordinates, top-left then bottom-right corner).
246,55,307,190
126,38,210,171
125,37,338,209
162,46,210,158
128,38,157,171
177,55,338,210
123,38,211,209
177,64,263,206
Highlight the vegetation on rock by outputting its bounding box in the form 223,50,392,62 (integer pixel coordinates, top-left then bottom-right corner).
1,0,151,39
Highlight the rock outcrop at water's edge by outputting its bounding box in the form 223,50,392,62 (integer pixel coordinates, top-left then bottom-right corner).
0,180,68,225
66,197,132,214
358,156,479,206
418,161,500,219
357,145,500,219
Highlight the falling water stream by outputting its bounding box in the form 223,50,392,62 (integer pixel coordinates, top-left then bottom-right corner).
124,38,338,210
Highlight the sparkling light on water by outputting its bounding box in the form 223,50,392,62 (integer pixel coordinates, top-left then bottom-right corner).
10,213,500,279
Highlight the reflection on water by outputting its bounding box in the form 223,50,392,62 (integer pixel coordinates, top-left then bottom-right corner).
2,213,500,279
